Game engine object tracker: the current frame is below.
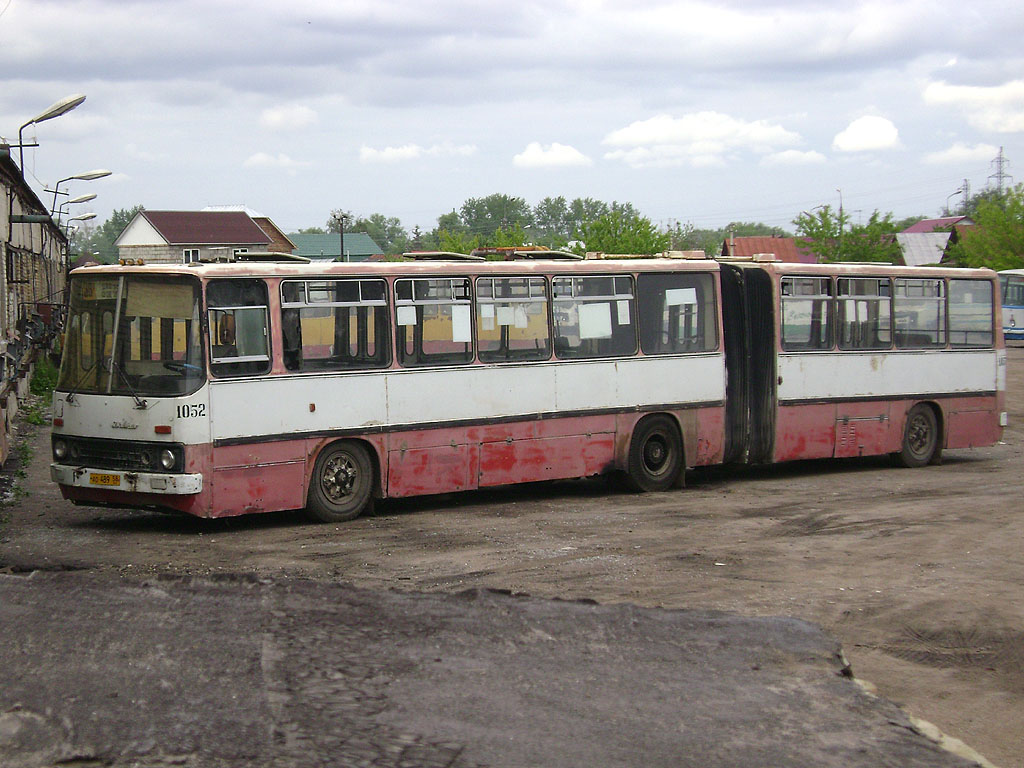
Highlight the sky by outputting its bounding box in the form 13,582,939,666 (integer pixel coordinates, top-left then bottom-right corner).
2,0,1024,237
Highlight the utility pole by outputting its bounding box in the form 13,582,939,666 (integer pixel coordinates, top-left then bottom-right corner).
988,147,1012,194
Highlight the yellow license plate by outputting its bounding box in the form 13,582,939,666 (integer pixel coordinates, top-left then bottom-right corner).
89,473,121,487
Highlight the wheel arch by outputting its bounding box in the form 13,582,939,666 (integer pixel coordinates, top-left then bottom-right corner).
305,436,385,507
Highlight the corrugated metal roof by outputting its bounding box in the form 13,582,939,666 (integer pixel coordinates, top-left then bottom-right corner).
289,233,384,260
902,216,973,233
720,236,816,263
896,232,951,266
141,210,272,245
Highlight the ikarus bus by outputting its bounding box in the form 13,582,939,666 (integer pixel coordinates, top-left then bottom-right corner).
50,254,1007,523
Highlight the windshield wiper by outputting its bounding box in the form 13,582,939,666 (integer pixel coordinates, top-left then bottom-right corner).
63,358,101,405
107,357,149,409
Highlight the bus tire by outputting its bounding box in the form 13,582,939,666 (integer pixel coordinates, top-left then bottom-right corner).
897,404,939,468
626,415,683,492
306,441,374,523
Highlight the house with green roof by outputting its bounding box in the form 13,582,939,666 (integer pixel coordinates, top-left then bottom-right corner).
289,233,384,261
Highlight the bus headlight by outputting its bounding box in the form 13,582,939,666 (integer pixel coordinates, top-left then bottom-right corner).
159,449,177,470
53,438,68,461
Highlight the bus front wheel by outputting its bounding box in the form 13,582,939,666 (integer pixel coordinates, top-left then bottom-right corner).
626,415,683,492
307,441,374,523
897,404,940,468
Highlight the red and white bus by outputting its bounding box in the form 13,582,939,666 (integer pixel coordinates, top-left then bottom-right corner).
50,255,1006,522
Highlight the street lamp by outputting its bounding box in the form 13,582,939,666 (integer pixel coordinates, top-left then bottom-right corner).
946,188,963,216
49,169,112,213
56,192,97,226
17,94,87,171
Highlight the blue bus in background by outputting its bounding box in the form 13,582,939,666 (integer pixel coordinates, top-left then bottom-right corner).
1000,269,1024,341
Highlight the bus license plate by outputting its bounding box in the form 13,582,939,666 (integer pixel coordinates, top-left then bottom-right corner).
89,473,121,487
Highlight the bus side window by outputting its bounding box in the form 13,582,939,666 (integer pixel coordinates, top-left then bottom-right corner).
894,278,946,348
476,276,550,362
837,277,891,351
780,277,833,351
280,279,390,372
552,275,637,359
637,272,717,355
949,279,994,348
395,278,473,367
206,279,272,377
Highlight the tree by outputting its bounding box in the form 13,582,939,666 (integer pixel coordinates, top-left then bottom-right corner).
793,206,902,263
459,194,533,237
353,213,409,255
532,196,569,242
296,226,325,234
577,209,669,255
566,197,610,239
947,183,1024,270
792,205,848,263
326,209,354,234
80,205,145,263
843,211,903,263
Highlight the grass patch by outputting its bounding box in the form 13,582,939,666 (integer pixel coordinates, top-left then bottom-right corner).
30,357,59,397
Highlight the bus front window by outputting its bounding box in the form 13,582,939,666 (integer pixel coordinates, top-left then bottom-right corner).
58,275,205,397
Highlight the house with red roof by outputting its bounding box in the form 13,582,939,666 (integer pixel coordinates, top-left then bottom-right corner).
901,216,974,234
720,235,817,263
114,209,287,263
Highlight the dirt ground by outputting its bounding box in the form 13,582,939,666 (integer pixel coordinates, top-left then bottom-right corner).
3,347,1023,768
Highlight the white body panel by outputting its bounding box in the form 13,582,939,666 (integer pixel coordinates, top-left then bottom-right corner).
777,349,1000,403
52,390,213,444
208,354,727,442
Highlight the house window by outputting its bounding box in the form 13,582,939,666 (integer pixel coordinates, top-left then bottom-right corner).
183,249,200,264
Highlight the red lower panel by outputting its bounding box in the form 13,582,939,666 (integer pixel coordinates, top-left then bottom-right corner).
834,401,893,458
386,443,477,498
478,433,615,487
773,404,836,462
943,400,1003,449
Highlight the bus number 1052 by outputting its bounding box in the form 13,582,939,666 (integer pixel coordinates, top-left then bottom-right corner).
176,403,206,419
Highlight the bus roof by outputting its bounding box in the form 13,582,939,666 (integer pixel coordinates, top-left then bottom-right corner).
69,258,997,281
70,257,724,279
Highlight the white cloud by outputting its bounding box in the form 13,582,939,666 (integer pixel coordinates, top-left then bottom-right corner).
832,116,900,152
760,149,827,166
359,142,478,163
923,80,1024,133
259,105,318,130
922,142,999,165
513,142,592,168
242,152,310,174
603,112,801,168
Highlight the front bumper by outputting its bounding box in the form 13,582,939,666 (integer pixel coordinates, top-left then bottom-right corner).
50,464,203,495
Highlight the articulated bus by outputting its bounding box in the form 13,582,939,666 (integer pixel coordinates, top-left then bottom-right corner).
50,255,1007,522
1000,269,1024,341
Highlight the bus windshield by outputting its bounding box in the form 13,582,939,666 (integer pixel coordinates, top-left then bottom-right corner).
57,274,204,397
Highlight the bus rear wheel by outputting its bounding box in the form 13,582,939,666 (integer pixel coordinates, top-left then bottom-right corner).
897,404,939,468
307,441,374,523
626,415,683,492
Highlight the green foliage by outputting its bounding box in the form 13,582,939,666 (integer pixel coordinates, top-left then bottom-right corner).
75,205,145,263
792,206,900,263
577,209,670,255
354,213,409,255
458,194,533,238
325,210,410,255
30,358,59,397
946,184,1024,270
437,229,481,255
670,221,792,255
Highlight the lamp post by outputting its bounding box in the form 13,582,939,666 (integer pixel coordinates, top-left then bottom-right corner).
17,94,87,171
62,213,97,275
55,192,97,226
48,169,112,214
946,188,963,216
